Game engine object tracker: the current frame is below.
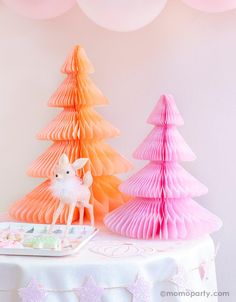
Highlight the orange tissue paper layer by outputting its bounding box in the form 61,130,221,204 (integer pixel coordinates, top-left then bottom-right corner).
61,45,95,75
10,176,127,224
27,141,132,178
48,75,109,108
37,107,120,141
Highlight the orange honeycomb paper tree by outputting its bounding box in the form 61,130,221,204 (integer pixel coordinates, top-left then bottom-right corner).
10,45,132,224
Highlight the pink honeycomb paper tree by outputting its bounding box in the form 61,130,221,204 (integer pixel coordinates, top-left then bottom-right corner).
105,94,222,240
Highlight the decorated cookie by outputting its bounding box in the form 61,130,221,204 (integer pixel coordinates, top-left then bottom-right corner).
0,229,25,242
23,235,61,250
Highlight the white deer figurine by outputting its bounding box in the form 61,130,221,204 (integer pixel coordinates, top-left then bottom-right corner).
49,154,94,234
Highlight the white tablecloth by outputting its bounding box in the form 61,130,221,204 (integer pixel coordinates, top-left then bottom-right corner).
0,225,218,302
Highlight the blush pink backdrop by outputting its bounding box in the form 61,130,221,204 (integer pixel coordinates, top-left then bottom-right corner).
0,0,235,300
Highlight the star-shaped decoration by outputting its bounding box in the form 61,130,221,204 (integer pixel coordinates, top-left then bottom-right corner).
199,262,210,281
127,274,152,302
75,276,104,302
170,266,189,290
18,278,47,302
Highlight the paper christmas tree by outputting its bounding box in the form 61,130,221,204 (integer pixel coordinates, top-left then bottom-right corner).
105,94,222,240
10,45,132,224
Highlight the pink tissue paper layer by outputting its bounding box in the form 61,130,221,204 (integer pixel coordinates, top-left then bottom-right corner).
104,197,222,240
120,162,208,199
133,126,196,162
147,94,184,126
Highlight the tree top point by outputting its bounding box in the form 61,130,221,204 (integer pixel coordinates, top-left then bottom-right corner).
61,45,95,75
147,94,184,126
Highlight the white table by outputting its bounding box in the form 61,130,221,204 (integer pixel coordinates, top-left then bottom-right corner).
0,226,218,302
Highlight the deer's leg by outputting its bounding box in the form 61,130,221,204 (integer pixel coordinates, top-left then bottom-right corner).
64,203,76,238
85,203,94,226
49,201,64,233
79,204,84,225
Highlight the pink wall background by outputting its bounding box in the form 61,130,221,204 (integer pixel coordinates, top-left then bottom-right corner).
0,0,235,299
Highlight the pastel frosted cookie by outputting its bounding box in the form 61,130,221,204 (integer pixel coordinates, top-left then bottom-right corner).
0,229,24,242
23,235,61,250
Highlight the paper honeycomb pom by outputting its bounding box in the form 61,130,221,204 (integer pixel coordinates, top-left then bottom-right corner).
105,94,222,240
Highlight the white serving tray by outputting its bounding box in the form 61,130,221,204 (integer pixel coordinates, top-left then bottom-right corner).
0,222,98,257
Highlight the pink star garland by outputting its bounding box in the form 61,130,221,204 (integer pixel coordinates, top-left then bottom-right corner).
199,246,218,281
127,274,152,302
75,276,104,302
18,278,47,302
199,262,209,281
